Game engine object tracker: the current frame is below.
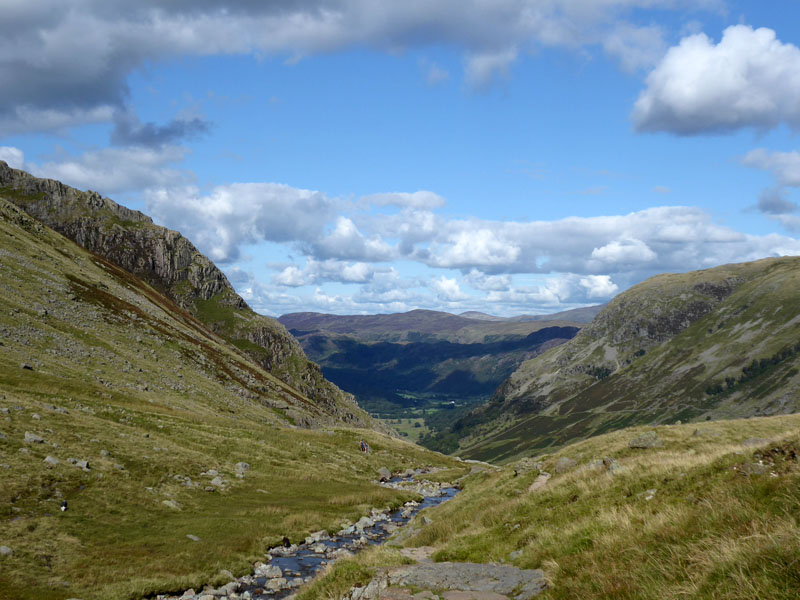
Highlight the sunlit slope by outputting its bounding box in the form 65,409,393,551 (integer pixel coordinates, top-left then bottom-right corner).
0,197,457,600
0,160,362,423
455,257,800,461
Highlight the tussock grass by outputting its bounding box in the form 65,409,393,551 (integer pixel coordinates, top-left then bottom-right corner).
313,415,800,600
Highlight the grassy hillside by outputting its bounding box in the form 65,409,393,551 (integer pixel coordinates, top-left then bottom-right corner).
0,197,457,599
442,258,800,462
0,161,360,422
301,414,800,599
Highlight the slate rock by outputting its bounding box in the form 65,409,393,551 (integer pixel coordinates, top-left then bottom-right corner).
378,467,392,481
389,562,546,599
628,431,663,449
24,431,45,444
186,534,201,541
235,461,250,472
43,455,60,466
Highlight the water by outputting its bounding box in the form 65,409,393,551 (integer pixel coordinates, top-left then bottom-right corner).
237,478,459,599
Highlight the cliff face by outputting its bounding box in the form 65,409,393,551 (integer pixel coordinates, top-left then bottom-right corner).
450,257,800,461
0,160,369,426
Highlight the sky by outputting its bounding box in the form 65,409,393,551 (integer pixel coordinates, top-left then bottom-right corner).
3,1,800,317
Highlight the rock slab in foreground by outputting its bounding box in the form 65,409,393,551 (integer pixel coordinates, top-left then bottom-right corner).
389,562,547,599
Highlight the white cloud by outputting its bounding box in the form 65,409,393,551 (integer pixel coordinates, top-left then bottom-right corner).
633,25,800,134
146,182,335,262
464,269,511,292
430,227,521,268
590,238,657,265
432,276,469,301
742,148,800,187
579,274,618,298
0,146,25,169
312,216,394,262
30,145,191,194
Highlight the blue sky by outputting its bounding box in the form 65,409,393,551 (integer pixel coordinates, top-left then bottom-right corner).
3,1,800,316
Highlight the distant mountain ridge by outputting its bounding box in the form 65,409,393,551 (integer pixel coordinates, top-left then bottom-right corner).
446,257,800,462
0,160,366,425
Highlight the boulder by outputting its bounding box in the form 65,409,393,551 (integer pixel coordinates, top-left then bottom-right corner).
378,467,392,481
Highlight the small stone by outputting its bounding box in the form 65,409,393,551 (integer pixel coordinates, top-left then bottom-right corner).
235,462,250,472
162,500,181,510
113,463,125,471
509,550,523,560
210,476,224,487
31,413,41,420
737,462,770,476
20,363,33,371
100,449,110,457
43,456,60,466
186,534,201,541
0,545,13,556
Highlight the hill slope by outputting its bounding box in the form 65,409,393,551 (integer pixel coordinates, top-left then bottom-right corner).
280,310,587,445
445,257,800,462
0,161,356,422
0,196,456,599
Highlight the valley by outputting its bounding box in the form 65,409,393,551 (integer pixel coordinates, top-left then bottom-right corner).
2,162,800,600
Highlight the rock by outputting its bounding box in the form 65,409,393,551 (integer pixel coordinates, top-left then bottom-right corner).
378,467,392,481
628,431,663,449
0,432,6,440
265,577,287,591
509,550,523,560
100,449,110,457
210,476,224,487
32,413,41,420
554,457,577,473
443,592,508,599
20,363,33,370
113,463,125,471
235,462,250,472
737,462,770,476
179,589,196,599
0,545,12,556
24,431,45,444
602,457,622,473
162,500,181,510
254,563,282,578
528,472,551,492
420,515,433,525
388,562,546,599
186,534,201,541
43,455,60,466
638,489,657,501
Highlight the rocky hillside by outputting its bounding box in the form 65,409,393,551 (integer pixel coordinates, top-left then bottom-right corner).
445,257,800,461
0,161,359,422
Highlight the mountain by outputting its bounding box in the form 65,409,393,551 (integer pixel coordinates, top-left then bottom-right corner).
0,161,359,423
279,309,587,444
441,257,800,462
0,179,457,599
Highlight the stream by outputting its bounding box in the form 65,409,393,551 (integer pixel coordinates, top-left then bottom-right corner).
158,473,458,600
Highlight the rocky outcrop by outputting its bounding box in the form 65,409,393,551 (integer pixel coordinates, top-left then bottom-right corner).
0,160,368,426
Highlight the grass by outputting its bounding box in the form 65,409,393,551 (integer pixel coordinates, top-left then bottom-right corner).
300,414,800,599
0,198,459,599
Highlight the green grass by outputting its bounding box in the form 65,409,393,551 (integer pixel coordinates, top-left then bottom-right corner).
400,415,800,599
0,198,459,599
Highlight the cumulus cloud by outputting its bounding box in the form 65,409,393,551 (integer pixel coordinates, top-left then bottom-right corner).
756,188,799,216
590,238,657,266
633,25,800,134
146,182,335,262
432,276,469,301
0,0,722,135
311,217,394,262
272,258,379,287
